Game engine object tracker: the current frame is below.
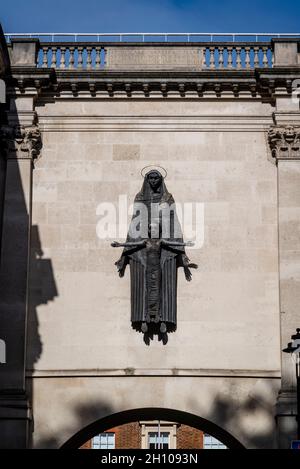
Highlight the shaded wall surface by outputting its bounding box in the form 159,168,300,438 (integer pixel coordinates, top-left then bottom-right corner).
27,97,280,449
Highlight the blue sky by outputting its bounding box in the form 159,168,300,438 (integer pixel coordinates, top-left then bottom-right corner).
1,0,300,33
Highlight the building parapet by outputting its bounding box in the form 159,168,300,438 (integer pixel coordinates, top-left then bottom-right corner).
8,40,277,70
4,36,300,70
2,37,299,102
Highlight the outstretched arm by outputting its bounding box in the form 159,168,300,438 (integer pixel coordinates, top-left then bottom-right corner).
161,240,194,247
112,240,146,278
111,240,146,248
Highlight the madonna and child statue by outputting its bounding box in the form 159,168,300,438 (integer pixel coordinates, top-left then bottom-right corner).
111,168,197,336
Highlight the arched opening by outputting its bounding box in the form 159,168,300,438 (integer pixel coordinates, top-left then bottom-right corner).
60,407,245,449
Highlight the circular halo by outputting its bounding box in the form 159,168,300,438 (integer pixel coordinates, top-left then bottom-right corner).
141,165,167,179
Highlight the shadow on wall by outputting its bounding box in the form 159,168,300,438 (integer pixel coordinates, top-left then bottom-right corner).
35,401,115,449
26,225,58,448
27,225,58,367
35,378,280,449
0,79,58,448
0,22,10,244
187,379,280,449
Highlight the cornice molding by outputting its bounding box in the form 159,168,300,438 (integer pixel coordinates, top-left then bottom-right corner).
5,66,300,101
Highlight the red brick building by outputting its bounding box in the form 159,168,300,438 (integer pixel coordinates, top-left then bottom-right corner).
80,421,226,449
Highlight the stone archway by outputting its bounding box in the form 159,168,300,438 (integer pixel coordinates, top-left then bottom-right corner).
60,407,245,449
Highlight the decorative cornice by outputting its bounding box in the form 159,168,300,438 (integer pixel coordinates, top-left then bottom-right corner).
0,124,42,160
1,65,298,103
5,67,298,101
268,125,300,160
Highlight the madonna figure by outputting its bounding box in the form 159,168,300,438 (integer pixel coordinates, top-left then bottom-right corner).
111,169,197,334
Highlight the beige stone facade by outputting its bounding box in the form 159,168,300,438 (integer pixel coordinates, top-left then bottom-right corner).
0,36,300,449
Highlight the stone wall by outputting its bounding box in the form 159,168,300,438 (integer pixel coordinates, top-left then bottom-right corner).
25,97,281,449
1,37,299,449
27,100,280,375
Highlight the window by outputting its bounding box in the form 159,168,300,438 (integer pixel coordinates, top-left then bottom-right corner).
92,432,115,449
141,421,178,449
148,431,170,449
204,434,227,449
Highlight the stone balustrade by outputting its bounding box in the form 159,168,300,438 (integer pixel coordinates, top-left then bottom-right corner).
6,37,300,71
202,43,273,69
40,43,105,69
7,40,279,70
35,42,274,70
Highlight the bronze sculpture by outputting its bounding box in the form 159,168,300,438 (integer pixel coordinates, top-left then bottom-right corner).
112,170,197,334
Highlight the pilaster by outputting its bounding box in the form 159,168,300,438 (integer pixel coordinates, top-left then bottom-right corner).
268,115,300,447
0,38,41,447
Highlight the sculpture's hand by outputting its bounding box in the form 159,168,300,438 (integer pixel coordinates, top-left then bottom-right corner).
181,254,198,281
111,241,121,247
184,266,192,282
115,257,127,277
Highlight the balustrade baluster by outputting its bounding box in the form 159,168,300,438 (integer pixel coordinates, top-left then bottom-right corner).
60,46,66,69
42,46,49,68
245,46,251,69
236,46,242,69
86,46,93,69
218,46,224,69
69,46,75,69
202,47,208,68
95,46,101,69
253,46,260,67
262,46,269,68
209,46,215,69
51,46,57,68
227,47,233,69
78,46,83,69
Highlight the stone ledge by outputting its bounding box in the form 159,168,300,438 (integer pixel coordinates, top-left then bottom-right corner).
38,115,274,132
25,368,281,378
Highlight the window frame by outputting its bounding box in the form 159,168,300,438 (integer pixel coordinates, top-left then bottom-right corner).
140,421,178,449
92,432,115,449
